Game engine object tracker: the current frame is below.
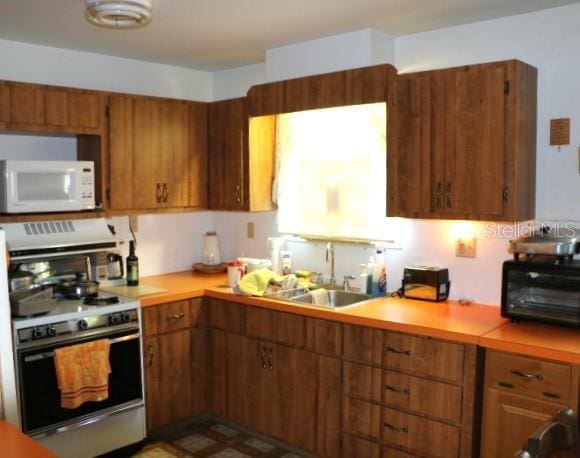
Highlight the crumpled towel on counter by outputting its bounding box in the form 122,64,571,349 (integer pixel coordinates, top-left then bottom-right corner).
234,268,310,296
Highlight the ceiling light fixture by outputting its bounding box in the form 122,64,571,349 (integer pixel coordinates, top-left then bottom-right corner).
85,0,152,29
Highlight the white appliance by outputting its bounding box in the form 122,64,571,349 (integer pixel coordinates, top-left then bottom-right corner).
2,220,146,458
0,160,95,213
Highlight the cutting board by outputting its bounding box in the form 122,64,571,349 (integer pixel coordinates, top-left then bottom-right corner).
100,284,168,298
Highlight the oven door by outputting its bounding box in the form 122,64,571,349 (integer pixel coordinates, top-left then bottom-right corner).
501,261,580,328
16,328,143,435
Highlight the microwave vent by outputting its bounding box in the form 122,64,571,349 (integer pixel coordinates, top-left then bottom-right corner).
23,221,76,236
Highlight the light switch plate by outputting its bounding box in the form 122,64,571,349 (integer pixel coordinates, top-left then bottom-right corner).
456,237,476,257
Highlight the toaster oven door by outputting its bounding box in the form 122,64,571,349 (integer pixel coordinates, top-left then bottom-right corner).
502,263,580,328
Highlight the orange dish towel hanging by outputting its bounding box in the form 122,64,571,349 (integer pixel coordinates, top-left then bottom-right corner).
54,339,111,409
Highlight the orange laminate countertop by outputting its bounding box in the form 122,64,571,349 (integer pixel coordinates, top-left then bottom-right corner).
138,271,580,362
0,421,55,458
137,271,229,307
480,322,580,364
139,271,506,345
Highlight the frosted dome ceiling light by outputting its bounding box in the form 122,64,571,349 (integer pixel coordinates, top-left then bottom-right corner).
85,0,152,29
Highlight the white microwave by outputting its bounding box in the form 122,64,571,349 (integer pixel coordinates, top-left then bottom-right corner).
0,160,95,213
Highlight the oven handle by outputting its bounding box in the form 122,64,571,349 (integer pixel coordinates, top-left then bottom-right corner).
23,333,141,363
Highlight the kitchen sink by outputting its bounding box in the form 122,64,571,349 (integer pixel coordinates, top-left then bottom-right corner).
287,289,371,308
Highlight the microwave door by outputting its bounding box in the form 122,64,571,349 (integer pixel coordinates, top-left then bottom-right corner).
12,170,77,213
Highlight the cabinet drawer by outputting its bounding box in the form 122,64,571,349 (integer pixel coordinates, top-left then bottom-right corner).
382,408,460,458
244,307,305,347
343,324,383,365
343,433,380,458
344,362,463,424
383,331,465,383
343,396,381,439
305,318,342,356
209,299,243,333
156,300,192,334
486,350,573,402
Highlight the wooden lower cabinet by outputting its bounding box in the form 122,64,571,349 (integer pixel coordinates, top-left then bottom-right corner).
142,299,208,432
209,304,341,457
342,324,480,457
480,350,580,458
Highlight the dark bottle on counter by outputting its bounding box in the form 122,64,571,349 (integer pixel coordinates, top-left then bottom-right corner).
126,241,139,286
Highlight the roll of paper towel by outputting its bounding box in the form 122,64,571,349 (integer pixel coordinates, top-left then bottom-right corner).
268,237,286,274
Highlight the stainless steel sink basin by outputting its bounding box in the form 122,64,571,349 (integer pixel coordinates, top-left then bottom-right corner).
288,289,370,308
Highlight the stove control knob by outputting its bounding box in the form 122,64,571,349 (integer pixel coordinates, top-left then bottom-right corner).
109,314,121,326
77,319,88,331
121,312,132,323
32,328,43,339
46,326,56,337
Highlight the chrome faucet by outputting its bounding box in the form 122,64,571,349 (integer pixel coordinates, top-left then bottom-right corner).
326,242,336,286
343,275,356,292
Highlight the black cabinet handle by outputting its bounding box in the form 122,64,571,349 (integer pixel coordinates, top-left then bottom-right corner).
511,368,543,381
162,183,168,203
385,385,409,395
155,183,162,203
267,347,273,371
384,422,408,433
260,346,267,369
386,346,411,356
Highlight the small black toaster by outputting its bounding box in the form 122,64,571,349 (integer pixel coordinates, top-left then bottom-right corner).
402,266,450,302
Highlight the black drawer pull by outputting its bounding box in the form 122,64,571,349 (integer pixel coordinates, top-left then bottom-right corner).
511,368,543,381
385,385,409,395
386,346,411,356
543,391,561,399
498,381,514,389
384,422,408,433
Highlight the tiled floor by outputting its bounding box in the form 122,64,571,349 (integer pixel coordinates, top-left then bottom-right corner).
132,420,307,458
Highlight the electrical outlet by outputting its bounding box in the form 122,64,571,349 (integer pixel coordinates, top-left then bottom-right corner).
129,215,139,233
247,221,255,239
456,237,476,257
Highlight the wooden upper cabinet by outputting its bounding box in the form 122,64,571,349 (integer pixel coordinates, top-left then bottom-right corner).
188,101,208,207
7,82,45,126
45,87,103,131
388,59,537,222
0,81,104,133
208,97,247,210
108,94,208,211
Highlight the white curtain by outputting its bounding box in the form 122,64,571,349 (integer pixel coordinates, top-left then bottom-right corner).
274,103,387,241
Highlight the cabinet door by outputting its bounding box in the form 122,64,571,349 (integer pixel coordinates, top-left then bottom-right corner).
160,99,190,207
344,64,394,105
444,64,507,217
188,101,208,207
0,81,9,123
209,329,228,418
8,82,45,126
208,98,247,210
387,72,437,217
271,344,318,452
480,388,566,458
144,330,193,431
45,87,102,131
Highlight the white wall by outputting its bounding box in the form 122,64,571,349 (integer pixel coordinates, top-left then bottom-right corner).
266,28,395,82
0,38,213,101
212,4,580,306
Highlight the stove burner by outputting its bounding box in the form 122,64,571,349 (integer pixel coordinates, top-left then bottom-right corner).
83,296,120,306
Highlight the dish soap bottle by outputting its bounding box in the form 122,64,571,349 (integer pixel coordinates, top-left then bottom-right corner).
366,256,375,295
372,249,387,297
126,240,139,286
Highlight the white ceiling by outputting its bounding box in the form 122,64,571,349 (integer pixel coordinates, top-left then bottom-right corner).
0,0,578,71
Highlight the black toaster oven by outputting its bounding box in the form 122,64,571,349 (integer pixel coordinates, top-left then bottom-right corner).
501,258,580,328
402,266,450,302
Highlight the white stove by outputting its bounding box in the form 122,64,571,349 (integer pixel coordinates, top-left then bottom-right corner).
3,219,146,458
